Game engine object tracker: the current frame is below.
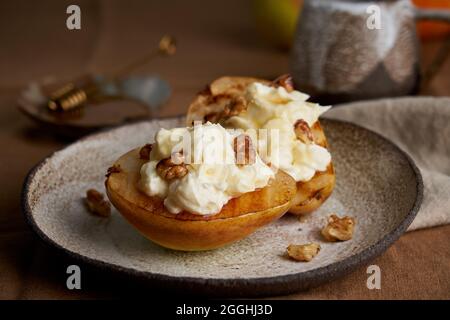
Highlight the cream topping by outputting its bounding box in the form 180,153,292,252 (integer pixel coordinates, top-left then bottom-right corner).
225,82,331,182
139,123,274,215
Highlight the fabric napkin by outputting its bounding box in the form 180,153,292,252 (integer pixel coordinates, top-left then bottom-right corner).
326,97,450,231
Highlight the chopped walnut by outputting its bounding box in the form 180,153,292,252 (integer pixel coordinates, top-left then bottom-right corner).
233,134,256,166
156,153,188,180
85,189,111,217
287,243,321,262
294,119,314,144
222,96,247,118
139,143,153,160
321,214,356,242
272,74,294,92
105,165,121,177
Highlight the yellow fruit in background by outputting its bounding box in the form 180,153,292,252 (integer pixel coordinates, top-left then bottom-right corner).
252,0,303,50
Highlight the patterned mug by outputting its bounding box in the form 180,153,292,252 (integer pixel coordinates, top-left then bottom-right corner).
291,0,450,103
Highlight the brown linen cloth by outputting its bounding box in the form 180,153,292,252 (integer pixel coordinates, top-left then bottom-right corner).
327,97,450,231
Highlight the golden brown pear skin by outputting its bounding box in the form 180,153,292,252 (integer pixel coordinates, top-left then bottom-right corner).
105,148,297,251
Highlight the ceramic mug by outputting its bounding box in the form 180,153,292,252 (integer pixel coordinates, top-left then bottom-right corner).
291,0,450,103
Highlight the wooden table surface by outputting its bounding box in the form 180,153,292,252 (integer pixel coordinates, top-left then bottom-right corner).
0,0,449,299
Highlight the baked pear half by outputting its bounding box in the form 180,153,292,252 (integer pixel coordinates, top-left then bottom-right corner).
186,75,335,215
105,148,297,251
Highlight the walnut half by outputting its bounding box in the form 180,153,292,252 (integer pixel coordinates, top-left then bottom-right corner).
156,153,188,180
321,214,356,242
233,134,256,166
272,74,294,92
294,119,314,144
287,243,321,262
85,189,111,217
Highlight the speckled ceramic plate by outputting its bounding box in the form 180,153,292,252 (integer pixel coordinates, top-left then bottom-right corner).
22,117,422,297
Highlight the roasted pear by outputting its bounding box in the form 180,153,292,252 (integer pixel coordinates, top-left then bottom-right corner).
105,148,297,251
186,76,335,215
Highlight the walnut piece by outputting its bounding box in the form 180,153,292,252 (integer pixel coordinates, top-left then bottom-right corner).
139,143,153,160
156,153,188,180
272,74,294,92
294,119,314,144
85,189,111,217
321,214,356,242
287,243,321,262
105,164,121,177
233,134,256,166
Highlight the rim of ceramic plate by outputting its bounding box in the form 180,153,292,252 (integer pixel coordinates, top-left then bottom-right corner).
21,117,423,297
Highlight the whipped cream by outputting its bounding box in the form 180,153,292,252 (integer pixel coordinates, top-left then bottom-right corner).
225,82,331,182
139,123,274,215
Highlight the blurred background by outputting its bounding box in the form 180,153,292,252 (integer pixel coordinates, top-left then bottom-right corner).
1,0,449,115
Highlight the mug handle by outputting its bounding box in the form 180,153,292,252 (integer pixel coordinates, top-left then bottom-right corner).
413,7,450,92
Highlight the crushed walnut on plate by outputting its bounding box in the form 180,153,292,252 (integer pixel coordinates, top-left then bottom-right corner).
287,243,321,262
85,189,111,217
322,214,356,242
